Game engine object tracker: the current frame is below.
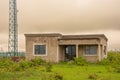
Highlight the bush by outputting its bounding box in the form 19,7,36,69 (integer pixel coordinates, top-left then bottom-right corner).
45,62,52,72
108,52,120,64
99,52,120,65
88,73,98,79
74,57,86,66
105,66,113,72
99,58,109,65
30,57,45,66
19,60,30,70
67,60,74,65
0,58,14,71
0,57,47,72
0,58,22,72
11,57,25,62
9,62,21,71
113,65,120,73
54,72,63,80
99,52,120,73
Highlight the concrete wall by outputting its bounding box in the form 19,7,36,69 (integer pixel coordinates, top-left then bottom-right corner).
78,45,84,56
59,39,100,45
58,45,65,61
25,34,107,62
58,39,100,62
84,56,98,62
78,45,98,62
25,36,59,62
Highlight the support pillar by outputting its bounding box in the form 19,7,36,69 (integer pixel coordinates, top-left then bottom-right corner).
98,44,101,61
57,45,59,63
76,44,79,58
101,45,103,60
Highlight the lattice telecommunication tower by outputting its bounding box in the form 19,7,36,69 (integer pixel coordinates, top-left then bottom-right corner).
8,0,18,56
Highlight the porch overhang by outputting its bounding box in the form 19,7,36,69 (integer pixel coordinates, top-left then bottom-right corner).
58,38,100,45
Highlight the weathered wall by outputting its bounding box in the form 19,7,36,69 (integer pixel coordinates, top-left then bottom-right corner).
25,34,107,62
99,37,107,60
58,45,65,61
25,36,59,62
78,45,98,62
84,56,98,62
59,39,100,45
78,45,84,56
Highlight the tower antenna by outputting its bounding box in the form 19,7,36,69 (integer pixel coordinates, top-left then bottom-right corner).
9,0,18,56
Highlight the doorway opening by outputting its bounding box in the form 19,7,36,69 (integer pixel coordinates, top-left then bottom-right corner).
65,45,76,61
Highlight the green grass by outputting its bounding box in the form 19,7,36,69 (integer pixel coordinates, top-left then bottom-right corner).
0,63,120,80
52,64,120,80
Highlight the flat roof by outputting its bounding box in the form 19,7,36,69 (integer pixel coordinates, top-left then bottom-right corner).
24,33,62,37
61,34,108,41
25,33,108,41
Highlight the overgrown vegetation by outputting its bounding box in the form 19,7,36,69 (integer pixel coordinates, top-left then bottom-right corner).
45,62,52,72
88,73,98,79
100,52,120,73
54,72,63,80
74,57,86,66
100,52,120,65
0,52,120,80
0,57,46,72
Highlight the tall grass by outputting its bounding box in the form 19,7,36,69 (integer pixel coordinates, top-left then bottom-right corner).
0,52,120,80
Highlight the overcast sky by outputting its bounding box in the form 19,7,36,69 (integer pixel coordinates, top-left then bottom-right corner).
0,0,120,51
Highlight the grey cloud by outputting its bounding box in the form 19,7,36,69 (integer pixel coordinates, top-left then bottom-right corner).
1,0,120,33
16,0,120,33
0,0,120,51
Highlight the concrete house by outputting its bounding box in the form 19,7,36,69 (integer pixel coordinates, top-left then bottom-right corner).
25,33,108,62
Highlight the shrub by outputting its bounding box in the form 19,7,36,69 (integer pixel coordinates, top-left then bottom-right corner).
67,60,74,65
107,52,120,65
98,52,120,73
0,57,46,72
54,72,63,80
0,58,22,72
9,62,20,71
45,62,52,72
99,58,109,65
105,66,113,72
99,52,120,65
0,58,14,71
19,60,30,70
11,56,25,62
113,65,120,73
30,57,45,66
74,57,86,66
88,73,98,79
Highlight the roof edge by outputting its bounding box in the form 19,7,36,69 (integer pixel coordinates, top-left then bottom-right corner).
24,33,108,41
24,33,62,37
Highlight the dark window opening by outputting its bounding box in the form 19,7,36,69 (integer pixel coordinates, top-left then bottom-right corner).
65,45,76,60
34,45,46,55
84,45,97,55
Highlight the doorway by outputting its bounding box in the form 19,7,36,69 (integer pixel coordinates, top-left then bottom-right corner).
65,45,76,61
